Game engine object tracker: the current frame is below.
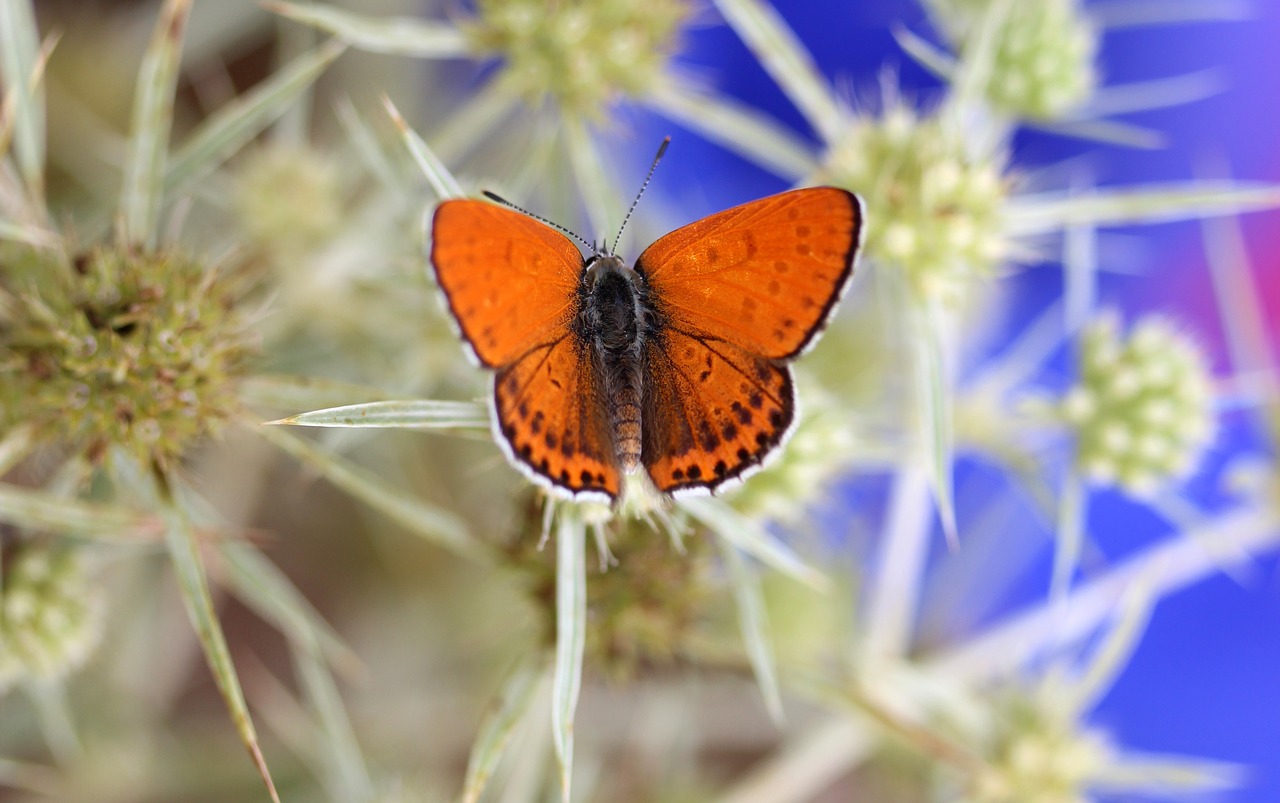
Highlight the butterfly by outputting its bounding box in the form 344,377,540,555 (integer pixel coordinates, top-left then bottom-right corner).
430,143,864,502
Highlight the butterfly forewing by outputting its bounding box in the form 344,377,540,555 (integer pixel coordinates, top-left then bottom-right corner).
431,200,584,368
642,328,794,495
636,187,862,360
493,335,621,499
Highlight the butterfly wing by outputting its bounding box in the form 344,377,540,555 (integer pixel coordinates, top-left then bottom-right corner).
432,199,619,499
431,199,585,368
636,187,862,494
636,187,862,360
493,334,619,500
642,328,794,494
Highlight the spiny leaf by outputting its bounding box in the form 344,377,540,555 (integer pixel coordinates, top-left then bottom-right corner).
119,0,191,249
158,479,280,803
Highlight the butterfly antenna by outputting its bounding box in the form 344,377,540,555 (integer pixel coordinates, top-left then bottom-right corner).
611,136,670,256
482,190,594,251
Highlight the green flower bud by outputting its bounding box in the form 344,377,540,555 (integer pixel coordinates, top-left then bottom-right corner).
465,0,691,117
232,145,345,266
1061,314,1215,495
967,692,1111,803
987,0,1097,119
820,104,1008,305
0,545,105,691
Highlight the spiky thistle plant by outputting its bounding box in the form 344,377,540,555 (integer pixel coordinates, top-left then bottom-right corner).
0,1,370,799
2,0,1278,801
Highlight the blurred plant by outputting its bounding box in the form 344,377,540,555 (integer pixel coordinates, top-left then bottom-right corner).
0,0,1277,801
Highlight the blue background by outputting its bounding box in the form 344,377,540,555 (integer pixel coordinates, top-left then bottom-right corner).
647,2,1280,800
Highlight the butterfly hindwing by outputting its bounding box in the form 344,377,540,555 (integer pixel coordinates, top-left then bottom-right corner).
636,187,862,360
642,326,795,495
431,200,584,368
493,335,620,500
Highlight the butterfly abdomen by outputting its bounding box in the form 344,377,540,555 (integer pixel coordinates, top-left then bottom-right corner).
580,256,650,474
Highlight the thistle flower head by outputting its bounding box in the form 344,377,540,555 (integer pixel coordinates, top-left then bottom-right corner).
464,0,691,118
0,543,105,692
967,690,1112,803
929,0,1098,120
820,103,1008,304
0,243,255,468
985,0,1098,120
232,145,345,265
514,507,713,682
1059,314,1215,494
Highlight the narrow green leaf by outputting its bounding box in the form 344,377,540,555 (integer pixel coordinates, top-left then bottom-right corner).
1006,182,1280,236
255,424,494,564
891,26,956,80
428,73,521,166
25,680,81,763
863,464,934,659
1092,0,1250,29
551,508,587,803
383,94,464,201
1093,755,1245,794
0,483,154,541
1067,577,1154,717
1050,468,1088,603
563,117,618,242
0,218,57,247
914,299,958,549
165,38,346,195
711,0,842,141
1202,210,1277,444
1026,117,1165,150
679,496,829,591
942,0,1011,135
644,81,817,181
720,540,785,724
0,0,46,204
1063,210,1098,334
269,1,470,57
462,653,547,803
159,487,280,803
119,0,192,249
267,399,488,429
291,640,374,802
334,96,401,192
1079,69,1224,118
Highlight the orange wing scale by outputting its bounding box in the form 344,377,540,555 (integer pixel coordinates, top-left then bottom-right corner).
643,327,794,494
493,336,619,499
431,200,585,368
637,187,862,360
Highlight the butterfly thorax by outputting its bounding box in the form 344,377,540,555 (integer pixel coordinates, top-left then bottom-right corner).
579,254,652,475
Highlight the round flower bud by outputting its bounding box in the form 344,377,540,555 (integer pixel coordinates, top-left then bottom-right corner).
1061,314,1215,494
820,104,1008,305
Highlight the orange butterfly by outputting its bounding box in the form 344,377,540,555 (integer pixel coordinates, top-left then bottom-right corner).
430,143,864,501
